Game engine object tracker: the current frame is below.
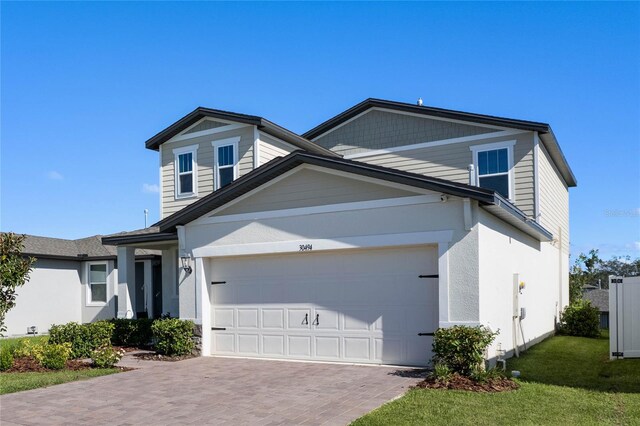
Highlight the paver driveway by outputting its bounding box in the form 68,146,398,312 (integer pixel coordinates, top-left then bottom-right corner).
0,356,424,425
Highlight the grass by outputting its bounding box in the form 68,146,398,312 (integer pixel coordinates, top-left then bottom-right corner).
0,336,120,395
353,332,640,425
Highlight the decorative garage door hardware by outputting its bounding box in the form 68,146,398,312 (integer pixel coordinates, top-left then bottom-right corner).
302,313,308,325
312,313,320,326
211,327,227,331
211,281,227,285
418,274,439,278
418,332,435,336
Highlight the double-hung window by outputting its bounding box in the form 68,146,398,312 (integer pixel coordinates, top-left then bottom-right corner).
173,145,198,198
471,141,515,200
212,137,240,190
88,262,108,304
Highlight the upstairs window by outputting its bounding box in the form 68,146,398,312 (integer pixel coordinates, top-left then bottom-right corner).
471,141,515,200
212,137,240,190
173,145,198,198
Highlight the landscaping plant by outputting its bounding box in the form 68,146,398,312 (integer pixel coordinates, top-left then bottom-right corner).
91,346,125,368
558,299,600,338
110,318,154,347
432,325,499,376
49,321,114,358
40,343,72,370
0,233,36,335
0,347,14,371
151,318,195,356
13,338,45,363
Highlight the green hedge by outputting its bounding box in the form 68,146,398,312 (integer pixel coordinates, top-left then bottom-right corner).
559,300,600,338
432,325,498,377
151,318,195,356
48,321,114,359
110,318,154,347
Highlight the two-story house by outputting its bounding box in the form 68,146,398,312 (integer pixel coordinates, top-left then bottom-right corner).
101,98,575,366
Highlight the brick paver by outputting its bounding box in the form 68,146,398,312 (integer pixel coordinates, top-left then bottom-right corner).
0,357,423,425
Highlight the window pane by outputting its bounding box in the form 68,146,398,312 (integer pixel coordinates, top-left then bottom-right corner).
218,145,234,167
487,150,498,174
90,264,107,283
479,175,509,198
180,173,193,194
219,167,234,188
91,283,107,303
179,153,192,173
478,151,488,175
497,148,508,173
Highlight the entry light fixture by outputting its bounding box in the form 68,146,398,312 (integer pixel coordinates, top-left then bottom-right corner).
180,255,193,275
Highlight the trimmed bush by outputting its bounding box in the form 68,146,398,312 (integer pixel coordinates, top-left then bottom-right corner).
110,318,154,347
0,347,14,371
13,338,45,363
432,325,499,377
151,318,195,356
49,321,114,359
91,346,125,368
559,300,600,337
40,343,71,370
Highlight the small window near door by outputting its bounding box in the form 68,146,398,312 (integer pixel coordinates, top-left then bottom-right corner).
88,263,107,304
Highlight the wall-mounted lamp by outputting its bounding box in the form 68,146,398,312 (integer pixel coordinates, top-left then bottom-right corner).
180,255,193,274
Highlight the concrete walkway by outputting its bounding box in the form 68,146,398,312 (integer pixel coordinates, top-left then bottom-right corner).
0,356,424,425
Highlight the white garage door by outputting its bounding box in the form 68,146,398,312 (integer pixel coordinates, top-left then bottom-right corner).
209,246,438,366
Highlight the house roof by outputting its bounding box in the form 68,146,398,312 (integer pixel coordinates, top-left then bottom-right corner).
101,227,178,246
144,106,338,157
11,233,160,261
302,98,577,187
583,289,609,312
138,151,552,242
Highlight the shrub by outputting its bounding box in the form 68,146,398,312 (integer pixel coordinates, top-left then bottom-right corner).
40,343,71,370
91,346,125,368
431,363,452,382
49,321,114,359
559,300,600,337
151,318,195,356
110,318,154,347
432,325,499,377
0,347,14,371
14,338,45,363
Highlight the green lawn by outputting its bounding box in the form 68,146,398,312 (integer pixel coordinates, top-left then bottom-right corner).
0,336,120,395
353,333,640,425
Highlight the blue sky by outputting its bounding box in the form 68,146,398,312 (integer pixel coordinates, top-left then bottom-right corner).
1,2,639,260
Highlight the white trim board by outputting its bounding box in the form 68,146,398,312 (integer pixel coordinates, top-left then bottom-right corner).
192,230,453,258
192,194,444,226
312,106,523,141
167,122,250,144
344,130,527,160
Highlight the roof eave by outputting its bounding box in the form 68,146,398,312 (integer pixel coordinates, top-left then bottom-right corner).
101,232,178,246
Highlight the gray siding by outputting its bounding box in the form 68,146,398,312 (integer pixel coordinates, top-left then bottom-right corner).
313,109,496,156
353,133,536,217
218,168,420,216
185,119,229,134
258,133,296,165
539,143,570,252
161,126,255,218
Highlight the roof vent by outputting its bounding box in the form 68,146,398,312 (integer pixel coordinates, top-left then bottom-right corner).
417,97,423,106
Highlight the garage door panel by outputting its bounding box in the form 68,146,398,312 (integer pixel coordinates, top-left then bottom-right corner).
315,336,340,358
375,337,403,363
212,284,235,305
262,309,285,329
213,308,234,328
343,310,372,332
344,337,371,360
314,309,339,331
214,333,235,353
288,335,312,357
237,309,259,328
262,335,285,355
374,309,404,333
238,334,259,354
287,308,311,330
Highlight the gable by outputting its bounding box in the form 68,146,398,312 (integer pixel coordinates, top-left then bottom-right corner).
184,119,231,134
214,166,424,217
313,109,497,156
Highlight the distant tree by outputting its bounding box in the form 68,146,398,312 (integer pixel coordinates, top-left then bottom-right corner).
570,249,640,302
0,233,36,335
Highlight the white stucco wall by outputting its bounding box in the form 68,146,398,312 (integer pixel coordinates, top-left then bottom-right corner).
477,208,563,358
4,259,82,336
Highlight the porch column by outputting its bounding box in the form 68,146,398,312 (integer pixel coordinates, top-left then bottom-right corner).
117,246,136,318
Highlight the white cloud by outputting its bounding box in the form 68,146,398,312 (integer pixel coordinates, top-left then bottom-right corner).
142,183,159,194
47,171,64,180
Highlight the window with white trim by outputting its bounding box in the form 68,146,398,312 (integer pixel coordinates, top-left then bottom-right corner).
212,137,240,190
173,145,198,198
471,141,515,200
88,263,108,304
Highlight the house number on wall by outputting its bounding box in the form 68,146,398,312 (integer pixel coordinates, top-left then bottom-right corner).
299,244,313,252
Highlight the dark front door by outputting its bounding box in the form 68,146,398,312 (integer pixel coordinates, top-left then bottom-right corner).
152,261,163,319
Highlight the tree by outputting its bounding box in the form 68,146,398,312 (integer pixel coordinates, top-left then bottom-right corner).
0,233,36,335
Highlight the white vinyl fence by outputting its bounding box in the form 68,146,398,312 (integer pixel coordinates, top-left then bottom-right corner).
609,276,640,359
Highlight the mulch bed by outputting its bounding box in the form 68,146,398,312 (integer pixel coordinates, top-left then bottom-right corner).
133,352,196,362
2,357,133,373
414,373,519,393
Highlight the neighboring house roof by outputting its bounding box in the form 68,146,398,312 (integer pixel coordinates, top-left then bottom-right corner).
302,98,577,187
102,151,551,245
144,106,337,157
12,234,160,261
102,227,178,245
583,289,609,312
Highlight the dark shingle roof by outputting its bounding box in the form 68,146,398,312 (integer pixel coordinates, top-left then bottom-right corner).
583,289,609,312
10,233,160,260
